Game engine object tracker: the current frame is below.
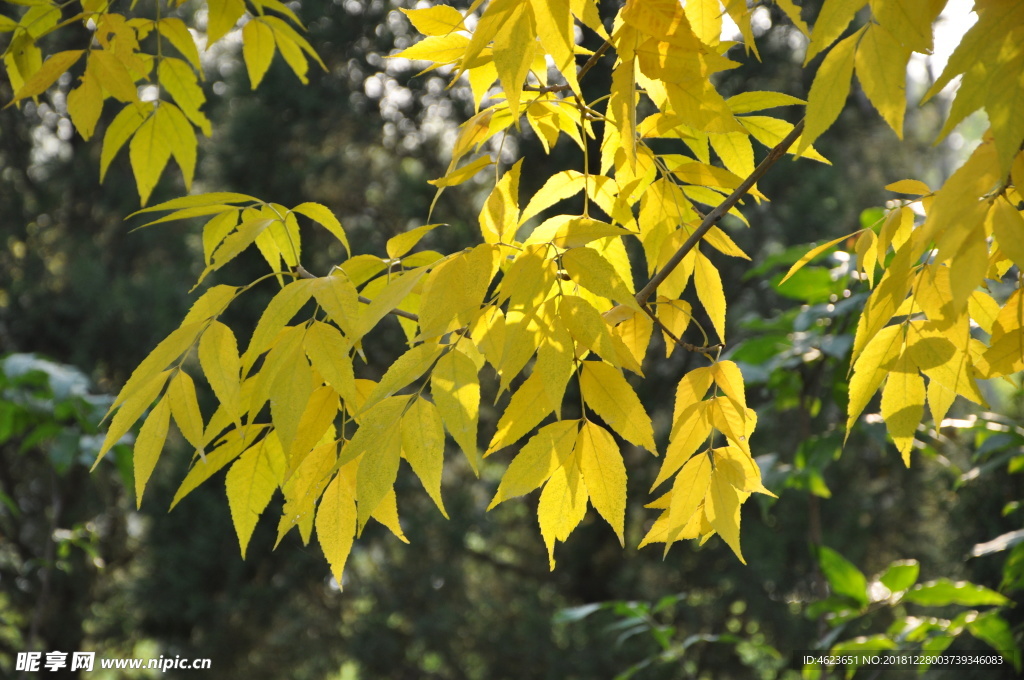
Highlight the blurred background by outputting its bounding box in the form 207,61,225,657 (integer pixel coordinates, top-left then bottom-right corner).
1,1,1021,678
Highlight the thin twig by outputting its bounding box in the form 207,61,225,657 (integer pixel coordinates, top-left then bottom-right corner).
639,303,722,356
635,118,807,306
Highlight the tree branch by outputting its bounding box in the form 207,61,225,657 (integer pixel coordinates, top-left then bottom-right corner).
635,118,807,307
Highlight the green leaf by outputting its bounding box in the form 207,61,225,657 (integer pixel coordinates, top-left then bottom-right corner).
878,559,919,594
904,579,1009,607
816,545,868,608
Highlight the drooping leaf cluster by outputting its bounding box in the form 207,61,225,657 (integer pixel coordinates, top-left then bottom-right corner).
3,0,1023,583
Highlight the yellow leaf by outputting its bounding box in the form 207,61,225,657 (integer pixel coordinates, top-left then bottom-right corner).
270,341,314,454
479,160,522,244
158,58,211,136
562,246,639,310
171,427,262,509
265,19,309,83
969,290,1001,335
286,385,339,473
158,17,202,71
800,27,863,154
711,360,747,410
560,295,641,373
877,205,912,259
804,0,867,64
154,102,198,189
684,0,723,45
304,320,357,405
671,366,714,431
990,196,1024,270
386,223,441,259
127,106,166,206
431,348,481,473
242,279,314,370
207,0,246,45
739,115,830,163
418,245,495,338
519,170,586,225
654,401,711,490
847,324,903,433
360,342,439,414
369,487,408,543
609,57,637,170
350,397,406,532
357,267,428,339
949,225,989,313
854,22,909,137
885,179,931,195
982,289,1024,377
394,31,470,63
89,50,140,103
133,395,171,508
551,217,634,249
871,0,944,53
316,471,356,585
247,326,304,422
710,131,755,178
277,437,336,546
401,398,447,518
611,306,654,366
226,434,285,557
716,445,775,497
726,90,806,114
486,370,555,454
694,250,727,342
401,5,466,36
309,273,361,339
704,465,745,563
919,144,1000,258
535,317,575,417
708,396,753,456
12,50,84,102
927,379,956,428
489,419,578,509
492,0,535,119
195,324,242,431
168,370,204,453
656,298,692,356
880,353,924,465
530,0,578,95
428,155,493,187
663,451,713,549
292,202,350,255
851,245,913,362
242,18,276,89
576,421,627,545
775,0,810,36
579,360,656,453
67,71,104,140
537,452,588,570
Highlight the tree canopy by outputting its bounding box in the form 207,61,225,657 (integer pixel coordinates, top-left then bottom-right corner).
3,0,1023,595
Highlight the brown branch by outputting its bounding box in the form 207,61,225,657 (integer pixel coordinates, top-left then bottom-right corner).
635,118,807,306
